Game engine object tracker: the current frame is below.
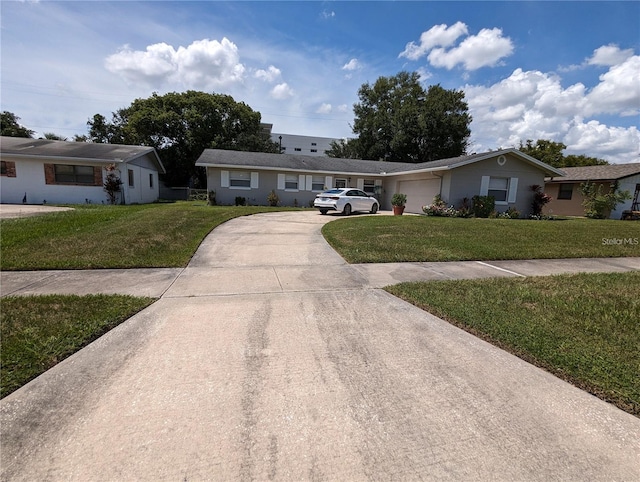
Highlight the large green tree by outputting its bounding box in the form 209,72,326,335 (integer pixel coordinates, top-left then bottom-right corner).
519,139,608,168
348,72,471,163
1,111,34,138
87,91,279,186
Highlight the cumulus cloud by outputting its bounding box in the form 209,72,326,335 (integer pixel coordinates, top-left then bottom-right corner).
400,22,513,71
585,55,640,116
255,65,281,82
399,22,468,60
342,58,360,71
587,44,635,66
465,63,640,163
271,82,294,99
105,38,245,89
316,103,332,114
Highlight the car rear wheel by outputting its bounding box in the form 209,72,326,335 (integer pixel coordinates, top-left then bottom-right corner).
319,209,328,215
343,204,352,216
370,203,378,214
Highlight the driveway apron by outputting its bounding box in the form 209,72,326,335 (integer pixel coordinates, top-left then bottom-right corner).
1,211,639,481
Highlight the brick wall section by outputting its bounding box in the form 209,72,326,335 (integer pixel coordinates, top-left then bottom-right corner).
44,163,55,184
1,161,16,177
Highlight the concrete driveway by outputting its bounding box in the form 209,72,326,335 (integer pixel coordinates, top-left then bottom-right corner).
1,211,639,481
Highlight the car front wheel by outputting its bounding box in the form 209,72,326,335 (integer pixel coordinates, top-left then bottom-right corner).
343,204,352,216
370,203,378,214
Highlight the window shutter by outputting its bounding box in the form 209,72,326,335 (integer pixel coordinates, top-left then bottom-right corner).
250,172,259,189
357,178,364,190
480,176,490,196
298,175,305,190
325,176,333,189
221,170,230,188
277,174,285,190
306,175,313,191
508,177,518,203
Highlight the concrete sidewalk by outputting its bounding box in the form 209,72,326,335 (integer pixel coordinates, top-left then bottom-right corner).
1,211,639,481
2,258,639,298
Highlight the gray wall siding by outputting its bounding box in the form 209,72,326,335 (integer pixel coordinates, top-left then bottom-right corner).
446,154,545,216
207,167,386,207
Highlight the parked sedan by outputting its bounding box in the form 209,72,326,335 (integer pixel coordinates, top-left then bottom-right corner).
314,188,379,215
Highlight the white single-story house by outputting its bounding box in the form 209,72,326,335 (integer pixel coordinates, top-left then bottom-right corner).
545,163,640,219
196,148,565,215
0,136,165,205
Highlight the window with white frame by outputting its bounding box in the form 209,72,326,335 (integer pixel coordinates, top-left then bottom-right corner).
285,174,299,190
480,175,518,204
488,177,508,202
311,176,325,191
230,171,251,188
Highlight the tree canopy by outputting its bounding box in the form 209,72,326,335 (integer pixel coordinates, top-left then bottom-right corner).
519,139,608,168
1,111,34,138
87,91,279,186
332,72,471,163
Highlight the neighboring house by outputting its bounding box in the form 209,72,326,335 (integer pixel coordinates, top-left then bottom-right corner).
196,148,564,215
271,133,340,156
0,136,165,205
545,163,640,219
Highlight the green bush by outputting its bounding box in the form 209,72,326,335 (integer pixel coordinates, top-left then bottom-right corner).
391,193,407,206
472,195,495,218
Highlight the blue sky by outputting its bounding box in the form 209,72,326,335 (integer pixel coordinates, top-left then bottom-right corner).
2,1,639,163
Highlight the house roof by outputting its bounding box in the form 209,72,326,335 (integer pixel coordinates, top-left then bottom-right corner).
196,148,565,177
546,163,640,183
0,136,166,173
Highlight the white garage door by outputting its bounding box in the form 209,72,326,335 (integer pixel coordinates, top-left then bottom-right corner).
397,179,441,213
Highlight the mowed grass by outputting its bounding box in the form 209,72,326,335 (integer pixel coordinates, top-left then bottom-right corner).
1,294,154,398
322,215,640,263
386,272,640,416
0,203,297,270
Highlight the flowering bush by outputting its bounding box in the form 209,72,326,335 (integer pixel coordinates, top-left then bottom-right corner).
423,195,460,217
497,207,521,219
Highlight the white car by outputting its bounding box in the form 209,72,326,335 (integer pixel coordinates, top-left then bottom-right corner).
314,188,379,215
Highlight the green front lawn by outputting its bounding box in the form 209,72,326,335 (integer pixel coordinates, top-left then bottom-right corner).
386,272,640,416
322,215,640,263
0,203,298,270
1,294,154,398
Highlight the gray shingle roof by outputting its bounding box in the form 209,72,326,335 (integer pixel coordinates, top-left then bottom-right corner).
196,148,565,176
0,136,164,173
546,163,640,182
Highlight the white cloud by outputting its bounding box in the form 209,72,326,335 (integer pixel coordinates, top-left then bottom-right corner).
399,22,468,61
587,44,635,66
465,65,640,163
271,82,294,99
585,55,640,116
105,38,245,89
255,65,281,82
400,22,512,71
316,103,332,114
321,10,335,19
342,58,360,71
428,28,514,70
337,104,349,113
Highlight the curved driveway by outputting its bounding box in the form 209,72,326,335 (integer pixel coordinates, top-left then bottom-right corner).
2,211,639,481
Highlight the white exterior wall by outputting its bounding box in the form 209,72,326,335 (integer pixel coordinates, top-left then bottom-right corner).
611,174,640,219
121,164,160,204
0,159,106,205
0,157,160,205
271,133,340,156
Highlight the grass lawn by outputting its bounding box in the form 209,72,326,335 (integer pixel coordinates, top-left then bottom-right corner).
1,294,154,398
322,215,640,263
0,202,299,270
386,271,640,416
